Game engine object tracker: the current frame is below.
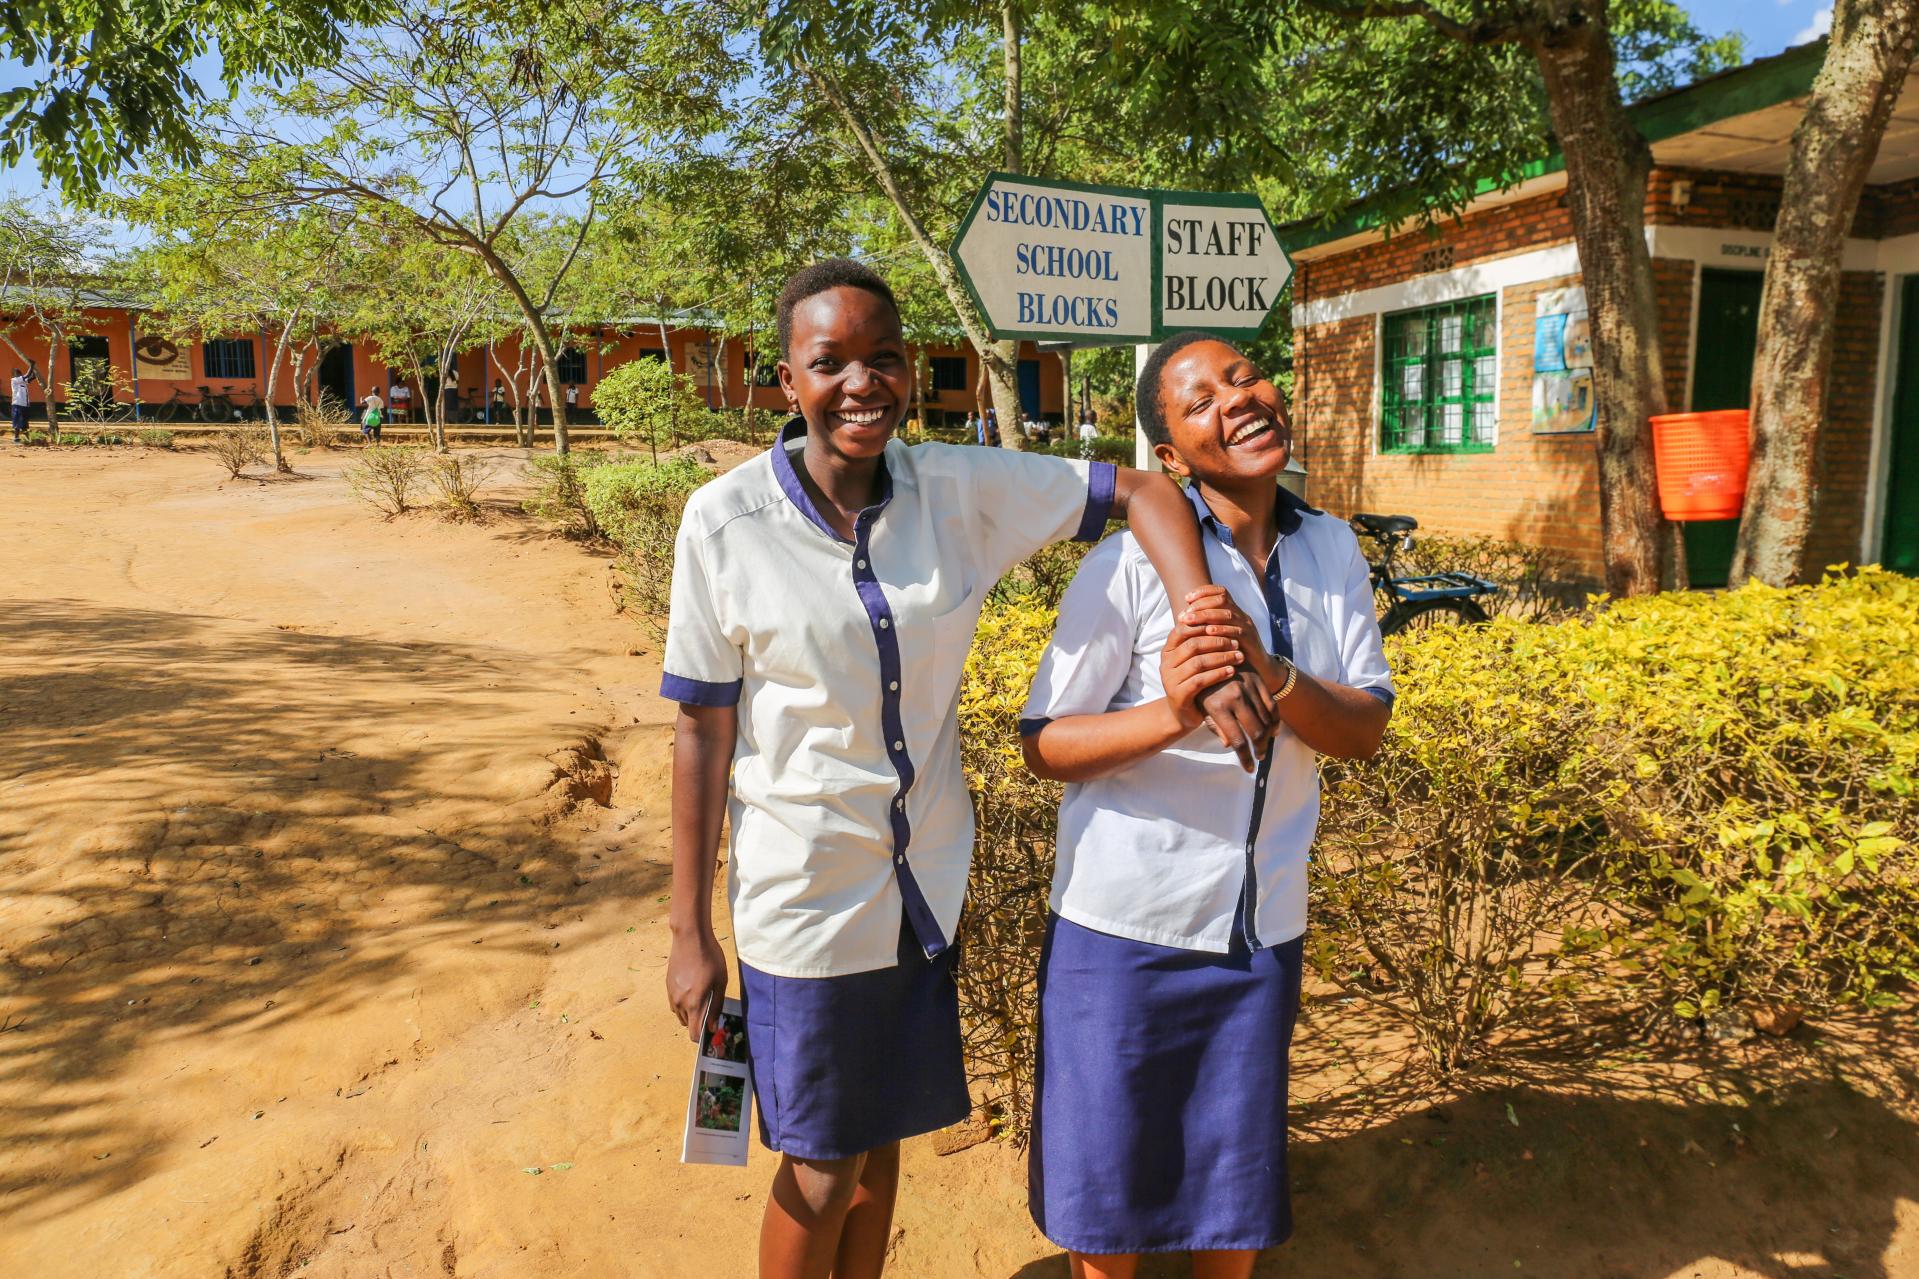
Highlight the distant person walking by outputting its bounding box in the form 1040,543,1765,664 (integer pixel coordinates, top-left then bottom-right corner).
11,363,37,442
360,389,384,444
984,406,1000,447
966,410,981,445
388,374,410,424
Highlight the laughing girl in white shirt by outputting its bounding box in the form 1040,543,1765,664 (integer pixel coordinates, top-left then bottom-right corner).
1020,332,1394,1279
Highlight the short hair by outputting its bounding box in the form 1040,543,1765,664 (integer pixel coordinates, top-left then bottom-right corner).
1134,331,1243,448
776,258,901,358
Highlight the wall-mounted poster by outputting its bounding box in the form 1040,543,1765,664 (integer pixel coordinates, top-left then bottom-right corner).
686,339,725,388
133,333,192,381
1531,285,1595,434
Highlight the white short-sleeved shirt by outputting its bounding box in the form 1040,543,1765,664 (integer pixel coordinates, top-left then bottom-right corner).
663,418,1115,977
389,384,408,401
1021,483,1394,953
361,393,383,411
11,375,30,406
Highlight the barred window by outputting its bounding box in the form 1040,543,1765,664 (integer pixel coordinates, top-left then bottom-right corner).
928,356,967,392
203,338,256,380
556,347,588,384
1379,296,1497,453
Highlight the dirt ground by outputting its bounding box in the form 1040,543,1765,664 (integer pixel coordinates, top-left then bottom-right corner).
1,443,1915,1279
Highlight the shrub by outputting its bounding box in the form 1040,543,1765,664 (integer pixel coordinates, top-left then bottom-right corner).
955,599,1068,1139
294,395,351,449
429,452,497,522
593,359,703,457
345,445,428,517
209,426,268,478
1039,434,1133,466
586,456,712,639
55,432,90,446
24,430,49,447
952,564,1919,1139
521,453,609,536
1396,532,1585,622
138,428,175,449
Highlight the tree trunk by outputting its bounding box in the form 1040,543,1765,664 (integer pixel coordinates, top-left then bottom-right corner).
464,241,568,452
800,59,1027,450
1062,346,1074,437
1734,0,1919,586
43,330,62,435
1001,0,1023,174
264,315,297,472
656,307,682,448
1531,16,1668,596
981,339,1027,451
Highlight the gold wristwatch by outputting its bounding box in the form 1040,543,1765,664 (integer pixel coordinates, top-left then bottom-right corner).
1274,658,1299,701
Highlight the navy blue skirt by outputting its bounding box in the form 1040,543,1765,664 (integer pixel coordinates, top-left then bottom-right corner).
1029,914,1304,1254
738,916,970,1161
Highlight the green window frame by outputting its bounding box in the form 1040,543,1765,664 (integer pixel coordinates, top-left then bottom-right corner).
1379,295,1498,453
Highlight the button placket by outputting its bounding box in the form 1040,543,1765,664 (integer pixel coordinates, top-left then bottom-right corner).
849,511,947,959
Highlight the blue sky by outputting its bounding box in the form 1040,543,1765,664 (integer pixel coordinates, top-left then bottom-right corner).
0,1,1836,208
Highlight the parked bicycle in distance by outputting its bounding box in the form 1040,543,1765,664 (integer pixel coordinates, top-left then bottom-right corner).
1350,512,1501,636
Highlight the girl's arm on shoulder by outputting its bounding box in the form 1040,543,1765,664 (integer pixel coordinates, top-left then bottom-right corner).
1023,620,1246,781
665,702,734,1042
1112,468,1273,769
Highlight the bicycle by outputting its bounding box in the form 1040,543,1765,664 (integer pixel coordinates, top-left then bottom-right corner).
1350,512,1500,636
196,385,236,424
148,386,195,423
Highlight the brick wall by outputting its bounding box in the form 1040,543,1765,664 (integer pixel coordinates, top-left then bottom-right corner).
1805,270,1883,574
1292,159,1910,583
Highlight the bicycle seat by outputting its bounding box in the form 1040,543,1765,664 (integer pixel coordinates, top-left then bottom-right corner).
1351,513,1419,536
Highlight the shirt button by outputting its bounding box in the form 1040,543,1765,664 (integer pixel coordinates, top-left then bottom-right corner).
878,618,890,629
895,798,905,810
856,559,867,569
893,740,904,751
888,680,899,691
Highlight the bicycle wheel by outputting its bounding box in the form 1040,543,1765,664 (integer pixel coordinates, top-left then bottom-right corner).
1380,597,1490,637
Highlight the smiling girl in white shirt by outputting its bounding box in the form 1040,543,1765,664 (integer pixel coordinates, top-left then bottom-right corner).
660,263,1276,1279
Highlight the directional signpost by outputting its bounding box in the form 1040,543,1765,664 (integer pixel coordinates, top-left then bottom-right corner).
951,172,1292,466
952,172,1291,343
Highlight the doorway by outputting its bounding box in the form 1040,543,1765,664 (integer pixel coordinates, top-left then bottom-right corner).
65,335,113,415
1881,277,1919,574
1018,358,1041,420
1685,268,1764,587
317,344,354,410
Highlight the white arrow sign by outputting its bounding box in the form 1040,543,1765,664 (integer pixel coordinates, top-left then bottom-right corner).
952,174,1156,343
1158,196,1293,334
951,173,1291,344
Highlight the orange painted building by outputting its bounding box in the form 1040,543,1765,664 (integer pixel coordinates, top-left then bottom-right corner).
1,303,1069,429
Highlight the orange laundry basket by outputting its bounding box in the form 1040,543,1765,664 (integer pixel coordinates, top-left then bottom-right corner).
1650,410,1750,521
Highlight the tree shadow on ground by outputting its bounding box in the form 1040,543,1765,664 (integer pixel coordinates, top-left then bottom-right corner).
1010,1007,1919,1279
0,598,651,1226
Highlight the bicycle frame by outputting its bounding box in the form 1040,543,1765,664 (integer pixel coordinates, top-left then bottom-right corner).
1357,527,1499,611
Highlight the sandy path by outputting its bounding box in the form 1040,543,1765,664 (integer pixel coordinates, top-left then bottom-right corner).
2,446,1915,1279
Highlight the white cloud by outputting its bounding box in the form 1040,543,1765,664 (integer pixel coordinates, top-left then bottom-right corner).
1793,5,1833,44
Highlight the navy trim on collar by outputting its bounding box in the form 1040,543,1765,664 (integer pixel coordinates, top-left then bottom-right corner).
1185,481,1318,547
770,416,895,543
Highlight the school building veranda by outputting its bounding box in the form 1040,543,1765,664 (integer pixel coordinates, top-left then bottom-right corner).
1,314,1074,435
1282,42,1919,587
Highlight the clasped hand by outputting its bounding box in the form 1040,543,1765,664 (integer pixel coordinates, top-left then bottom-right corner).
1162,586,1282,771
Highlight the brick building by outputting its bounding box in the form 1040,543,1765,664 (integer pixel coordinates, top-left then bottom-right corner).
1280,41,1919,584
0,308,1070,434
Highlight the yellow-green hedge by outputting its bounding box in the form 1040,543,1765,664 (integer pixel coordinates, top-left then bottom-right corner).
959,568,1919,1108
